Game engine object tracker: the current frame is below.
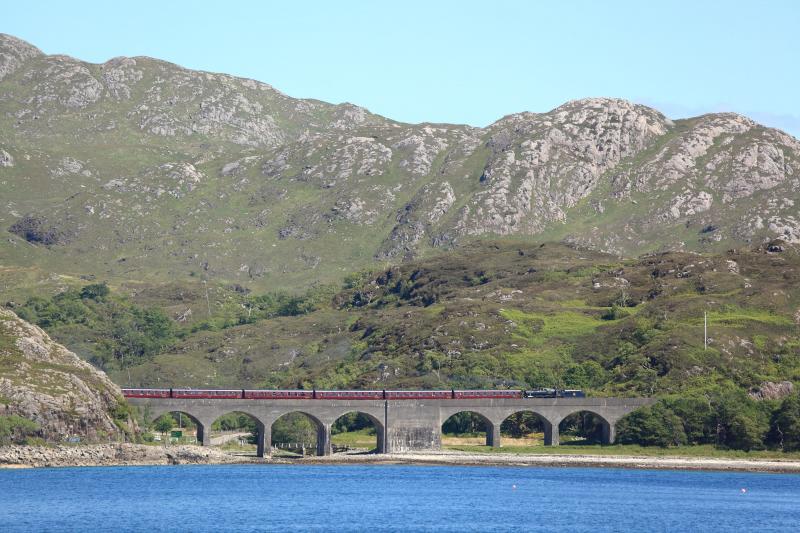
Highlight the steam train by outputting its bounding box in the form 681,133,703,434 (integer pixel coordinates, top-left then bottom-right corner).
121,388,585,400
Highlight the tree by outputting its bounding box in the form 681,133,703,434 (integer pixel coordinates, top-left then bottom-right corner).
442,412,487,435
271,413,318,448
153,414,175,435
770,394,800,451
501,412,543,438
332,412,374,435
709,388,768,451
560,412,605,443
616,404,687,447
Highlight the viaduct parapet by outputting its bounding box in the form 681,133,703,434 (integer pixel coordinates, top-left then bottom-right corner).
127,397,652,457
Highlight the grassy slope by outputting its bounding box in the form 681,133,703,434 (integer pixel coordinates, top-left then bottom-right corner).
12,240,787,405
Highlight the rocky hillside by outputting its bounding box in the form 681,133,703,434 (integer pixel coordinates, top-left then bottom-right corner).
1,33,799,293
0,308,131,442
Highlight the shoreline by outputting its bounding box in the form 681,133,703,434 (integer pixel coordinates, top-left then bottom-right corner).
2,445,800,473
303,450,800,474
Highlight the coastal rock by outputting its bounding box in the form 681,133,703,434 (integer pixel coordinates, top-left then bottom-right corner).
0,444,254,468
0,309,127,442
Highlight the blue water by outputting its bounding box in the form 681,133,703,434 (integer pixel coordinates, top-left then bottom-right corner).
1,465,799,532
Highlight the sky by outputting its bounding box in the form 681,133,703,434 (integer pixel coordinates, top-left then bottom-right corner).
3,1,799,136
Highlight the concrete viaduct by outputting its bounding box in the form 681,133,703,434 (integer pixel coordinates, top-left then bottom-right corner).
128,396,652,457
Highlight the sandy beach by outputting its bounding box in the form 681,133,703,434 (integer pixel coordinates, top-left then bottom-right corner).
304,450,800,473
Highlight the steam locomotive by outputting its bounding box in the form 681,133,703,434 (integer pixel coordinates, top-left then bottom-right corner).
121,388,585,400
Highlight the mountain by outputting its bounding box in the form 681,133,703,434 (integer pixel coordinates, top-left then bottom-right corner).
0,308,132,442
1,33,799,294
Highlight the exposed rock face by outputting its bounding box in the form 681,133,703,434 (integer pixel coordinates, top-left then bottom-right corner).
0,149,12,167
0,34,41,81
1,33,799,290
749,381,795,401
0,309,127,442
101,56,143,100
454,99,673,237
378,182,457,258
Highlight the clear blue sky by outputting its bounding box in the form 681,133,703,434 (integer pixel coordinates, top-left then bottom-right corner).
4,1,799,136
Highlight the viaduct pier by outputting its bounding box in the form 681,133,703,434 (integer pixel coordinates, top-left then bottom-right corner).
126,395,653,457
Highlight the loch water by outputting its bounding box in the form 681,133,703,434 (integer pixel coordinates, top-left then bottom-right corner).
1,464,799,532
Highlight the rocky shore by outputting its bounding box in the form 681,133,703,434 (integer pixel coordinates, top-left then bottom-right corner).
3,445,800,473
0,444,259,468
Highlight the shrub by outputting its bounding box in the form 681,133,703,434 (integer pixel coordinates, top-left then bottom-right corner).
601,304,629,321
0,415,41,444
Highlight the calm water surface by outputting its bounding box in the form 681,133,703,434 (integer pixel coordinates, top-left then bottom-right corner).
1,464,799,532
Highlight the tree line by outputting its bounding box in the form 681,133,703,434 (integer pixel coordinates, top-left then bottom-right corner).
617,385,800,451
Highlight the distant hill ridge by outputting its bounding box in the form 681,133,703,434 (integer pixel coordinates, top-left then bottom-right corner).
1,33,799,291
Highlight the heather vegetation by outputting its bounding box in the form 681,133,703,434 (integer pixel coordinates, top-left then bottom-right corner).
4,240,800,452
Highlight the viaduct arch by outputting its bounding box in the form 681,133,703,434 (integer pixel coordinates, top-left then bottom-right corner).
129,397,651,457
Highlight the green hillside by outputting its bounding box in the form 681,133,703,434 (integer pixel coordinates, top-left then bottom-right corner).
8,240,797,394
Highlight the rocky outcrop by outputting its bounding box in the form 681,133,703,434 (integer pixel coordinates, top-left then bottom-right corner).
8,214,78,245
0,443,255,467
749,381,795,401
0,309,128,442
453,99,672,237
0,149,13,167
0,33,42,81
378,182,457,258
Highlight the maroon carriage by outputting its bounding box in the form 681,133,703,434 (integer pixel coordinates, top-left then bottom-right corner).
385,390,453,400
121,388,171,398
453,390,521,399
171,389,243,399
314,390,384,400
243,390,314,400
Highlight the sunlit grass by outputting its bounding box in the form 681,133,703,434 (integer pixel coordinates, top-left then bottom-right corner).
500,309,603,347
331,428,377,449
704,306,794,327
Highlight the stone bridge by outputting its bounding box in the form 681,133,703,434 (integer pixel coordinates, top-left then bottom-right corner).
127,397,652,457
